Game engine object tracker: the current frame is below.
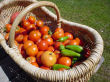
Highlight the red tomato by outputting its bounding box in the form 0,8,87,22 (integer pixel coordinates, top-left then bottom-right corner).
23,20,30,28
28,16,36,24
29,30,41,42
64,32,73,40
54,42,64,49
36,20,44,28
18,44,24,53
40,66,50,70
38,40,48,51
15,26,20,34
52,31,64,40
20,28,27,34
36,51,44,64
40,26,50,35
75,38,80,44
23,40,34,50
47,46,54,52
23,35,28,43
36,38,42,45
63,40,70,46
31,62,39,67
26,24,36,32
54,50,61,59
42,34,51,39
45,38,53,46
26,56,36,63
55,28,64,33
15,34,24,43
6,24,11,32
69,40,79,45
58,57,72,67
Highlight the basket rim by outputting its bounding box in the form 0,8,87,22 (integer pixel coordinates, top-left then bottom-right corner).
0,0,104,81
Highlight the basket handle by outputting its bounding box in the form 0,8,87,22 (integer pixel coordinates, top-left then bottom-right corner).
9,1,61,48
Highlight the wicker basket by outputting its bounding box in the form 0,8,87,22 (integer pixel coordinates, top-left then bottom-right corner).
0,0,103,82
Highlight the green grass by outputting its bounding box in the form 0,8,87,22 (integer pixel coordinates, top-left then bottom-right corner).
39,0,110,82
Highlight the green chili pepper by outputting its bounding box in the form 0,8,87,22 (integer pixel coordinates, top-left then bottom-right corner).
60,45,65,50
65,45,83,52
57,36,69,42
53,64,70,70
61,49,80,57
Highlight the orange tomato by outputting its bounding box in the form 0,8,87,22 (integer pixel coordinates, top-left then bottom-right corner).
54,42,64,49
28,16,36,24
47,46,54,52
58,57,72,67
23,40,34,50
40,66,50,70
41,51,56,67
64,32,73,40
75,38,80,44
6,24,11,32
54,50,61,59
63,40,70,46
23,20,30,28
45,38,53,46
36,38,42,45
36,51,44,64
26,56,36,63
26,24,36,32
38,40,48,51
40,26,49,35
36,20,44,28
55,28,64,33
31,62,39,67
20,28,27,34
23,35,28,43
15,34,24,43
5,33,9,40
26,44,38,56
52,31,64,40
42,34,51,39
29,30,41,42
69,40,79,45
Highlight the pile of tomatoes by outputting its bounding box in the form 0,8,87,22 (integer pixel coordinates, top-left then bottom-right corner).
4,12,91,71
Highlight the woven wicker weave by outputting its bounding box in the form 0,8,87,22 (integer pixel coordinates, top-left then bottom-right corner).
0,0,103,82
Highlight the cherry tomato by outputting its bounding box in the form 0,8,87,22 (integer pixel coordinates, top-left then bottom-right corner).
69,40,79,45
55,28,64,33
31,62,39,67
36,51,44,64
36,20,44,28
52,31,64,40
18,44,24,53
15,34,24,43
64,32,73,40
26,44,38,56
45,38,53,46
23,35,28,43
5,33,9,40
41,51,56,67
63,40,70,46
40,66,50,70
26,24,36,32
23,40,34,50
6,24,11,32
54,42,64,49
26,56,36,63
28,16,36,24
40,26,49,35
58,57,72,67
42,34,51,39
20,28,27,34
23,20,30,28
54,50,61,59
38,40,48,51
29,30,41,42
47,46,54,52
75,37,80,44
36,38,42,45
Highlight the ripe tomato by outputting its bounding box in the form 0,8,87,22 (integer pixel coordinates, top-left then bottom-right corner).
5,33,9,40
36,20,44,27
42,34,51,39
26,56,36,63
23,20,30,28
69,40,79,45
18,44,24,53
23,40,34,50
26,44,38,56
47,46,54,52
54,50,61,59
63,40,70,46
26,24,36,32
58,57,72,67
23,35,28,43
31,62,39,67
75,38,80,44
36,51,44,64
52,31,64,40
40,26,49,35
20,28,27,34
45,38,53,46
64,32,73,40
54,42,64,49
40,66,50,70
36,38,42,45
55,28,64,33
29,30,41,42
15,34,24,43
15,26,20,34
41,51,56,67
38,40,48,51
28,16,36,24
6,24,11,32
